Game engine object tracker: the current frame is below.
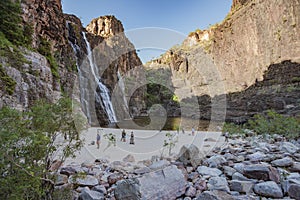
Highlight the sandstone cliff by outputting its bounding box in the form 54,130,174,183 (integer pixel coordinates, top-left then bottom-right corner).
146,0,300,121
0,0,144,126
0,0,77,110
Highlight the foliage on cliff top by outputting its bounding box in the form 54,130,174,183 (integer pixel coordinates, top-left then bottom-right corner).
0,97,86,199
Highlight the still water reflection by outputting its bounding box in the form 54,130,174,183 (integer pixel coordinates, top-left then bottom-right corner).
104,117,222,131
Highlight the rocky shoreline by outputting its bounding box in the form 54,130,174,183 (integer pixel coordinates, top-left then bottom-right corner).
53,134,300,200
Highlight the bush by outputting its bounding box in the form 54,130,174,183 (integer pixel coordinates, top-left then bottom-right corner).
0,63,16,95
223,110,300,139
248,110,300,139
0,97,85,199
223,123,245,136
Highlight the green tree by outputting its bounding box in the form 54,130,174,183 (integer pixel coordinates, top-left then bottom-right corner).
0,97,86,199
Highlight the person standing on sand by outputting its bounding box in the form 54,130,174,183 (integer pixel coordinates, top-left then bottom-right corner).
96,133,101,149
192,127,195,136
130,131,135,145
121,129,126,142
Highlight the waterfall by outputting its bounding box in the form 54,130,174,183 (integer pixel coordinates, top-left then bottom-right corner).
82,32,117,123
117,71,130,112
67,22,92,124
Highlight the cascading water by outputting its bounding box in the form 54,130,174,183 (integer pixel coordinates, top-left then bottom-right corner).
82,32,117,123
69,42,92,124
117,71,129,111
67,22,92,124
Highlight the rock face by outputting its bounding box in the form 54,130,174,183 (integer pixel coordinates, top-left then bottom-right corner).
145,0,300,121
86,16,124,38
114,165,186,200
138,165,186,199
1,0,146,125
0,0,78,110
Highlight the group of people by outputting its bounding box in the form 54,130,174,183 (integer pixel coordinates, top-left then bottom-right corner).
175,127,195,136
96,129,135,149
121,129,135,145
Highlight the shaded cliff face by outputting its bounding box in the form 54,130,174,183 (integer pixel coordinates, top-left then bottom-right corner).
146,0,300,121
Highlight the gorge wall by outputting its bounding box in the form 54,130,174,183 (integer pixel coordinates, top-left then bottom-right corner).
0,0,145,126
146,0,300,122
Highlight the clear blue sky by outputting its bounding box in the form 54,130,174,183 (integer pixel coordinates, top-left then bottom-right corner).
62,0,232,62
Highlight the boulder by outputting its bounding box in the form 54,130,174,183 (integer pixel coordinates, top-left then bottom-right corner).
115,165,186,200
55,174,68,186
50,160,63,171
185,186,197,197
230,180,254,193
114,179,141,200
69,175,99,187
289,162,300,172
148,160,170,171
177,144,203,168
243,164,280,183
196,190,234,200
223,166,236,177
123,154,135,163
197,166,222,177
233,163,246,173
207,177,230,193
204,155,227,168
253,181,283,198
246,152,266,162
288,184,300,200
92,185,107,195
79,188,105,200
134,167,151,175
107,173,123,185
280,142,300,154
194,179,207,192
232,172,254,181
60,166,77,176
271,157,294,167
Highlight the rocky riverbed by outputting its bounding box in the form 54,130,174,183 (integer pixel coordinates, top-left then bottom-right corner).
52,134,300,200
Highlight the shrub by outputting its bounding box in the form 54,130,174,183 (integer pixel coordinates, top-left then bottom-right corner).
223,123,245,136
163,132,178,156
0,97,85,199
248,110,300,139
0,63,16,95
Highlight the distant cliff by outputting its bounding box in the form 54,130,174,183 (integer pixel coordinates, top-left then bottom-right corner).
146,0,300,121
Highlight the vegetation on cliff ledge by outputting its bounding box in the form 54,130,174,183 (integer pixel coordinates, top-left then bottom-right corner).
0,0,33,94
